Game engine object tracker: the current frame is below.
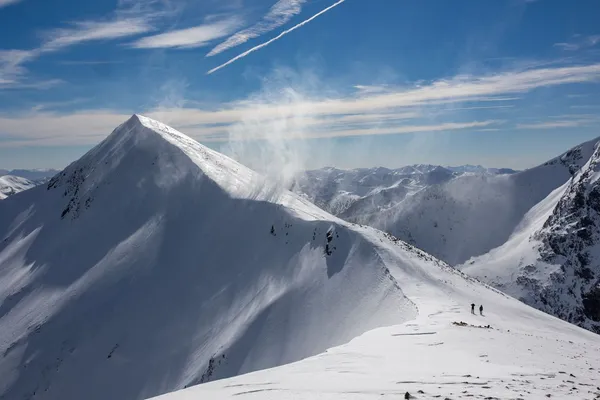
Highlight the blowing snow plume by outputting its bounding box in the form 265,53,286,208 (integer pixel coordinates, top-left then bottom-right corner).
0,114,417,400
219,69,340,194
207,0,346,74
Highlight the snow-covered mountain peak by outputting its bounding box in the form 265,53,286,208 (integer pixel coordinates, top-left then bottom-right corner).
0,115,418,400
45,114,326,222
95,113,255,188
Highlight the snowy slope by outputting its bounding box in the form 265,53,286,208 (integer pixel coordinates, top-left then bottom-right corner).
0,115,420,400
0,175,36,199
338,137,600,265
462,140,600,333
6,169,59,183
447,164,519,175
154,225,600,400
293,164,516,218
292,165,460,216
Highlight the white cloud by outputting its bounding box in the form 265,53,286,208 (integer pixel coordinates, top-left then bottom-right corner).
516,116,598,129
554,42,581,51
43,19,154,51
0,109,498,147
0,0,22,8
207,0,307,56
267,120,500,141
570,104,600,109
0,0,167,89
1,79,64,90
0,50,36,87
353,85,391,94
554,34,600,51
58,60,124,65
516,121,582,129
0,50,61,89
130,16,242,49
207,0,346,74
2,62,600,146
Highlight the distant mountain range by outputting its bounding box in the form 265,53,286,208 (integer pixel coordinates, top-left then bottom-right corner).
292,164,517,216
0,175,37,200
0,169,59,199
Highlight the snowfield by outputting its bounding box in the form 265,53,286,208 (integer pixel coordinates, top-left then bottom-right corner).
155,226,600,400
0,175,36,199
0,115,598,400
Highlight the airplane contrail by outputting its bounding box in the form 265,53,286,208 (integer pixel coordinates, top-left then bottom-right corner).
207,0,346,75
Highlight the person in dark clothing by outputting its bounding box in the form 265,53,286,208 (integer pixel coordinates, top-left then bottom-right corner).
479,305,483,315
471,303,475,314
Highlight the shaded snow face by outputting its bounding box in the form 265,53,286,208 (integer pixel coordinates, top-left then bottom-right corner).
0,115,416,400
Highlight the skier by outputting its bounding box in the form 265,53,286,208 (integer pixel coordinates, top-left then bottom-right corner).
471,303,475,314
479,305,483,315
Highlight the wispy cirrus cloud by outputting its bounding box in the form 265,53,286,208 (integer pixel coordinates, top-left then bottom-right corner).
58,60,124,65
42,19,155,51
0,108,499,147
353,85,391,94
0,50,35,87
517,120,586,129
517,114,599,129
207,0,346,74
0,50,62,89
0,0,22,8
2,62,600,146
554,34,600,51
0,1,168,89
207,0,307,57
130,15,242,49
518,111,600,130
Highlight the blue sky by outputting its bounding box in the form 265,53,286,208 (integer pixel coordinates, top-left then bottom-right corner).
1,0,600,170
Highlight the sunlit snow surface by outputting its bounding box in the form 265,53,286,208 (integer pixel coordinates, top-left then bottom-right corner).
155,227,600,400
0,175,36,199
